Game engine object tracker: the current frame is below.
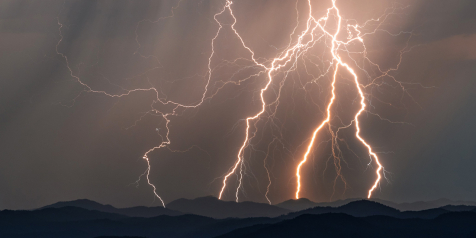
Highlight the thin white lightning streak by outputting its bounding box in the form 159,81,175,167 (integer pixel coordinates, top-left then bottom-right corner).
219,0,323,202
56,2,235,207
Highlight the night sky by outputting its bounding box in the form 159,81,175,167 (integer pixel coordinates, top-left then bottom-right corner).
0,0,475,210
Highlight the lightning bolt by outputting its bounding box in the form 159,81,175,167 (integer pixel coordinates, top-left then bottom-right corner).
218,0,325,202
56,0,418,205
55,1,232,207
295,0,385,199
218,0,412,201
296,63,338,199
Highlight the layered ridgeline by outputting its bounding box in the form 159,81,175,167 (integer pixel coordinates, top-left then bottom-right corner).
40,196,291,219
276,197,476,211
40,196,476,218
1,197,475,237
166,196,290,218
215,212,476,238
41,199,182,218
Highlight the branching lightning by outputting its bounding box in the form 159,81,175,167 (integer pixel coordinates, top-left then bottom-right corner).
56,0,421,205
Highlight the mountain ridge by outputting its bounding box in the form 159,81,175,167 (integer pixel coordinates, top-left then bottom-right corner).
41,199,182,217
166,196,291,219
216,212,476,238
276,197,476,211
2,198,476,237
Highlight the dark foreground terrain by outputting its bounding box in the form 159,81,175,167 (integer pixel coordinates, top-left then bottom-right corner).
1,198,476,238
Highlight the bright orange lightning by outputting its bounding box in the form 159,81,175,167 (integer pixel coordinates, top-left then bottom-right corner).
218,0,389,201
218,0,325,201
56,0,417,205
296,64,338,199
295,0,386,199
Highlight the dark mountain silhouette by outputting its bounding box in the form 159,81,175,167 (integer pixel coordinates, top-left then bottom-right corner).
276,198,359,211
440,205,476,212
281,200,400,219
275,198,318,211
42,199,182,217
0,206,275,238
170,217,275,238
333,200,400,217
281,200,463,219
2,199,476,238
277,197,476,212
399,208,452,219
113,206,182,217
371,198,435,211
372,198,476,211
216,213,374,238
0,206,126,222
431,198,476,207
166,196,290,219
216,212,476,238
43,199,116,211
95,237,146,238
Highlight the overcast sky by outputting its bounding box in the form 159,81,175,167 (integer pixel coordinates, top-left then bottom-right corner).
0,0,475,210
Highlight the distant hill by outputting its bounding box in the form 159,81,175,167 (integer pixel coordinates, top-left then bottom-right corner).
166,196,290,219
333,200,400,217
275,198,318,211
0,207,275,238
371,198,434,211
2,199,476,238
43,199,116,212
216,213,374,238
277,197,476,212
431,198,476,207
0,206,126,223
216,212,476,238
39,197,476,220
281,200,460,219
440,205,476,212
281,200,399,219
372,198,476,211
276,198,359,211
42,199,182,217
